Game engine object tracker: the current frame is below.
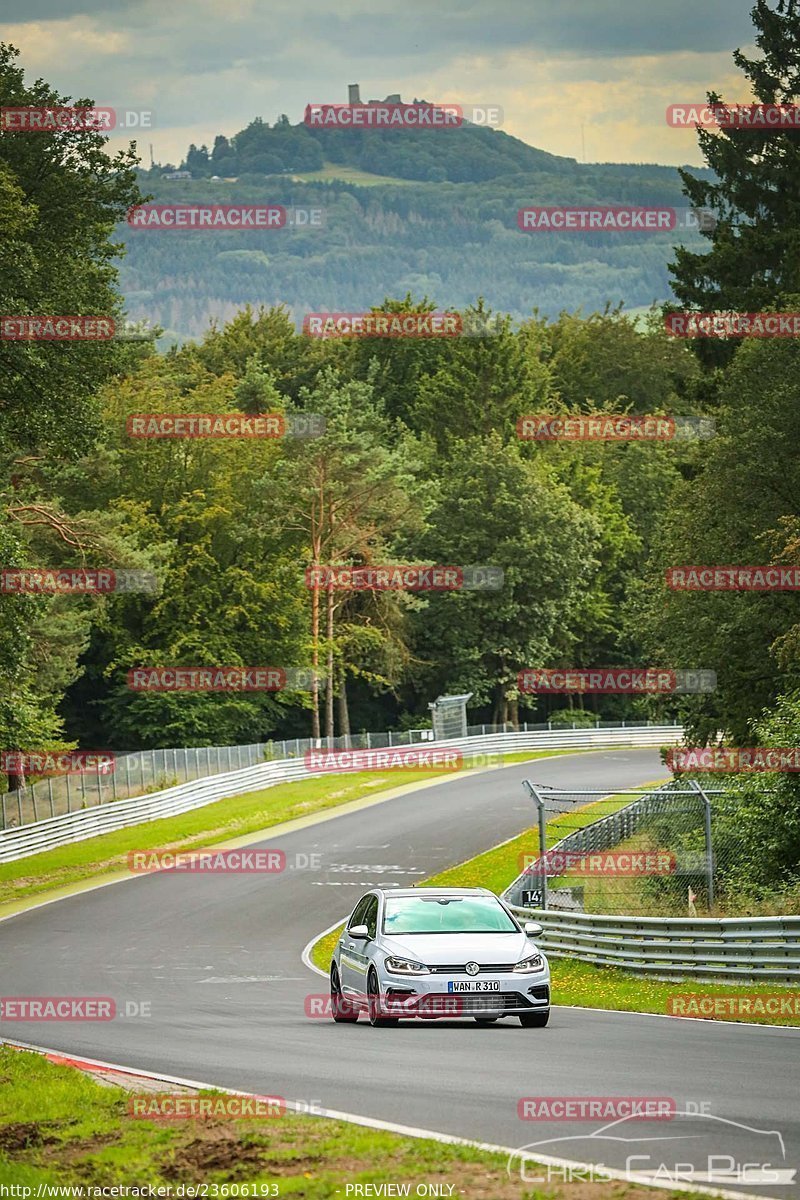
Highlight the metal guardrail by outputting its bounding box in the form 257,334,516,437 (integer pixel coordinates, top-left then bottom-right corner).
0,724,680,864
0,732,438,830
505,905,800,985
0,719,654,831
503,779,800,983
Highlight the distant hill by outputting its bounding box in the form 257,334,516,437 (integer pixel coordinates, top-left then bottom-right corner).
160,108,575,185
122,113,714,344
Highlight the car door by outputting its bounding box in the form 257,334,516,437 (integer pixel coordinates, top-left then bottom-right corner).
339,894,372,996
341,893,379,999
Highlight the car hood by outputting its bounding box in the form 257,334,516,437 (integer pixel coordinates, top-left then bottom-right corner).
380,931,540,966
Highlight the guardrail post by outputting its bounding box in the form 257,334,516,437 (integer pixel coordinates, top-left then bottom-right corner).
690,779,715,909
522,779,548,911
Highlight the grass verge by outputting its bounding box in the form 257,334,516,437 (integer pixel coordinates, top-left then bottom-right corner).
0,749,586,912
0,1045,707,1197
310,782,800,1026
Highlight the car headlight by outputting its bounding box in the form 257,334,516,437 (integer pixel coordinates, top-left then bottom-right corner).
513,953,545,973
384,956,430,975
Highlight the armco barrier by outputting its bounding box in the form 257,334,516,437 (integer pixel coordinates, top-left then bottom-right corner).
505,907,800,985
0,725,680,864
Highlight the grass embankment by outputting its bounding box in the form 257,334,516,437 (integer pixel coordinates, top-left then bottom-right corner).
0,748,586,912
288,163,416,185
311,782,800,1026
0,1046,709,1198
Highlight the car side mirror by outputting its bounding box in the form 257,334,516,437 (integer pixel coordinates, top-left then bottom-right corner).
524,921,543,938
349,924,370,940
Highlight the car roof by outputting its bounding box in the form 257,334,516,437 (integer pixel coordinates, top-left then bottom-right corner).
372,887,495,898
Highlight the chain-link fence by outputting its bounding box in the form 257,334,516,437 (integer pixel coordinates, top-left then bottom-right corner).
0,730,432,831
504,779,732,916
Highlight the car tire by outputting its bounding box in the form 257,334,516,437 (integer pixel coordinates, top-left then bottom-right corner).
474,1017,499,1024
519,1009,550,1027
367,969,399,1027
330,965,358,1023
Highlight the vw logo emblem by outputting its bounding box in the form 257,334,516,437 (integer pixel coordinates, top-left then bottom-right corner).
465,962,480,976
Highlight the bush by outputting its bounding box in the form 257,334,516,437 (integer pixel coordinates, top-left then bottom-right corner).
547,708,598,728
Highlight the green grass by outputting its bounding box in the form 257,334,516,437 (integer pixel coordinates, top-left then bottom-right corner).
0,748,584,911
0,1045,709,1196
310,781,800,1026
288,163,416,186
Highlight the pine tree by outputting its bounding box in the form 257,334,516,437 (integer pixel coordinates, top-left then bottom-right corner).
670,1,800,365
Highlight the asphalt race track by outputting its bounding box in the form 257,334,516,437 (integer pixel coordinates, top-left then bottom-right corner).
1,749,798,1196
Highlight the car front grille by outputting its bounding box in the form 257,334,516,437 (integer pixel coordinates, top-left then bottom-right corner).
427,963,517,974
454,991,533,1013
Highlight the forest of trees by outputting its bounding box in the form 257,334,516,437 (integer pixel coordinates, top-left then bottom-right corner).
4,0,800,900
124,153,713,343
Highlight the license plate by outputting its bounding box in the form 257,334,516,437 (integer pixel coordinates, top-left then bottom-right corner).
447,980,501,992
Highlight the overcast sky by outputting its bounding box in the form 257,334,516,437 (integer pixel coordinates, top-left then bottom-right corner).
1,0,762,167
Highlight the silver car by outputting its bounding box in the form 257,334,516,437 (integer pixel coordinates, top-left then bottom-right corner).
329,887,550,1028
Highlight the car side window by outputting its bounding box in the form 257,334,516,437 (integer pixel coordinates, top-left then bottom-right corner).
348,896,371,931
364,895,379,940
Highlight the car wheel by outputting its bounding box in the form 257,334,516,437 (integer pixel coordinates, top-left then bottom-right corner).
367,969,399,1027
474,1017,499,1024
330,964,358,1023
519,1009,550,1027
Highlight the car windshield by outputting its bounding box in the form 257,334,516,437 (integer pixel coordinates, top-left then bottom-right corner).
383,895,518,934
